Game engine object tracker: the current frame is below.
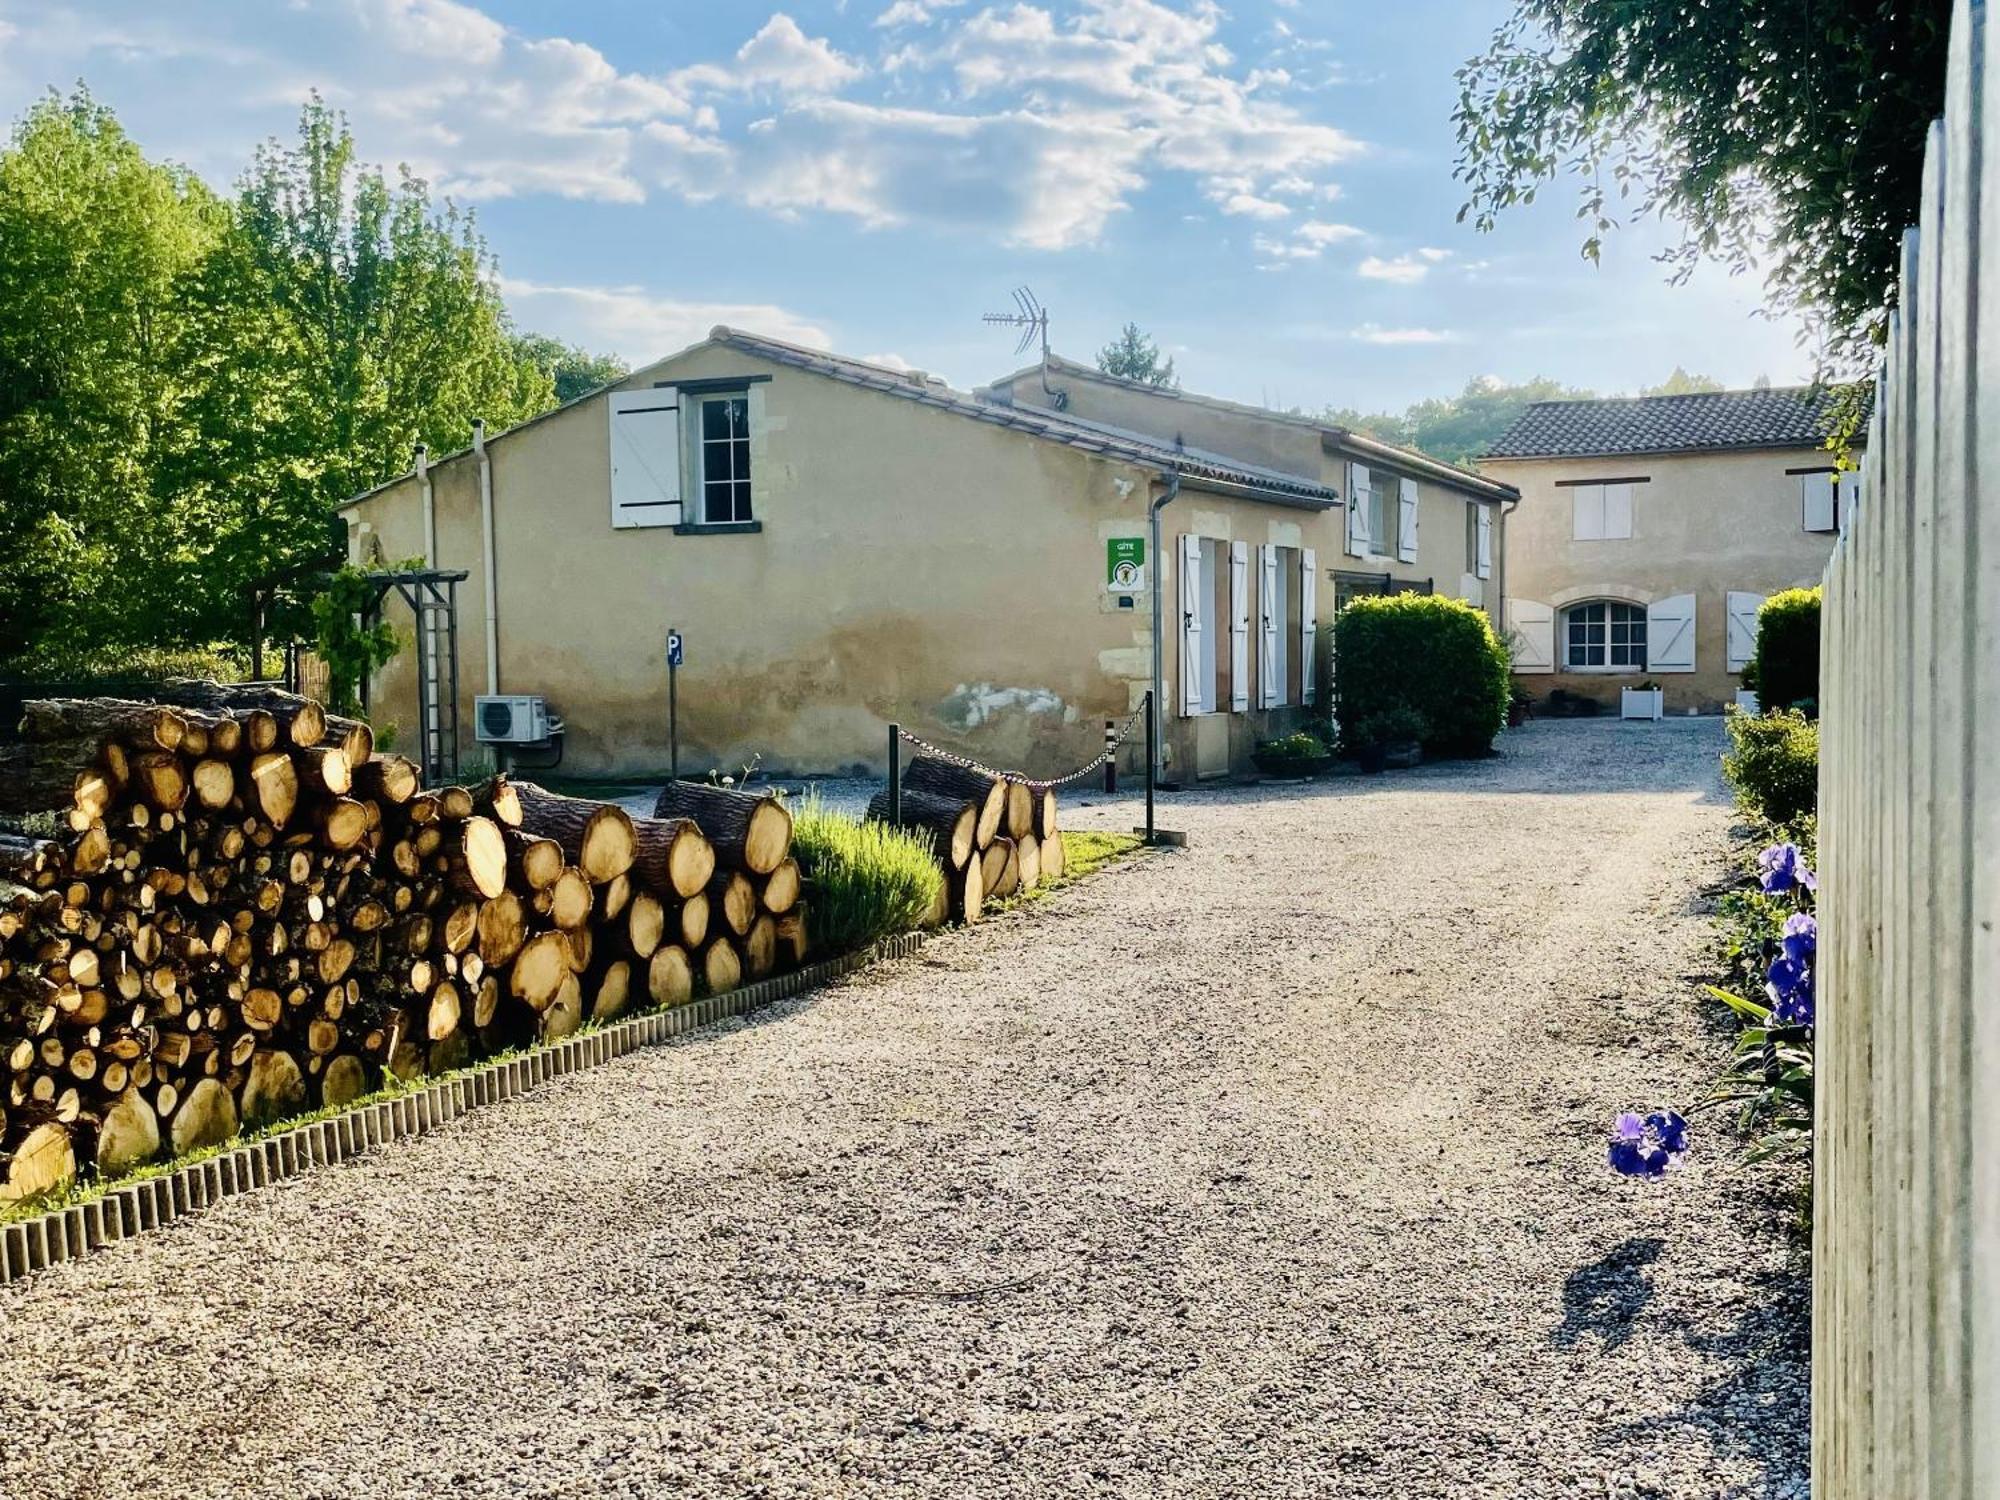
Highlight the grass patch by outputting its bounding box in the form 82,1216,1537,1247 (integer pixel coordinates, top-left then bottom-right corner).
790,792,943,953
1059,830,1142,880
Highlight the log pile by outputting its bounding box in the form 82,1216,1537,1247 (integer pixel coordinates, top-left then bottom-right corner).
650,781,799,993
867,756,1063,922
0,697,808,1205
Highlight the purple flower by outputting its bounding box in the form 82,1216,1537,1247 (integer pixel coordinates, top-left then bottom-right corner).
1781,912,1818,963
1756,842,1817,894
1766,955,1809,998
1770,974,1816,1028
1609,1109,1690,1177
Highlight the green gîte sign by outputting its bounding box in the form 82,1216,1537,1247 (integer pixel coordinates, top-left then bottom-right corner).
1106,536,1146,593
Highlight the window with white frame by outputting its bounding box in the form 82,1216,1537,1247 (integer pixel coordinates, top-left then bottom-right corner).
1563,600,1647,669
1798,470,1854,534
1370,474,1399,556
1569,481,1635,541
695,392,753,524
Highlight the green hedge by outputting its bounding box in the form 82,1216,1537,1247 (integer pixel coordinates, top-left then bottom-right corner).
1722,708,1819,831
1333,594,1511,756
1745,587,1821,713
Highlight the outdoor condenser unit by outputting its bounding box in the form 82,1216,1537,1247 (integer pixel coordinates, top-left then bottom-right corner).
474,693,556,745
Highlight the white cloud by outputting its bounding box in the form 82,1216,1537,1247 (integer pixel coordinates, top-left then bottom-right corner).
1219,191,1291,219
1358,253,1432,284
1253,217,1362,264
1298,219,1362,246
1416,246,1451,262
0,0,1364,254
1350,324,1457,345
874,0,966,26
496,277,832,363
674,15,864,96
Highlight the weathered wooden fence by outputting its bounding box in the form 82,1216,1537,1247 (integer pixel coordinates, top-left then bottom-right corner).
1815,1,2000,1495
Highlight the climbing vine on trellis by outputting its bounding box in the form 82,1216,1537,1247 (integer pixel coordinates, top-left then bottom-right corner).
310,565,404,714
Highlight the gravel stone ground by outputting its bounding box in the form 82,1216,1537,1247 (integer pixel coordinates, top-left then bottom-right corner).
0,718,1807,1500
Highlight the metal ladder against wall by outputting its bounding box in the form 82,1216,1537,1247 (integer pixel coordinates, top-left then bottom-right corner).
412,581,460,786
359,568,467,787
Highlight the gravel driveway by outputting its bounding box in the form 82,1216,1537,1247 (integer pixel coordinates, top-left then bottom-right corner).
0,718,1805,1500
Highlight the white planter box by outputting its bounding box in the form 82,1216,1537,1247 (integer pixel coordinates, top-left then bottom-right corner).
1734,689,1761,714
1620,687,1664,721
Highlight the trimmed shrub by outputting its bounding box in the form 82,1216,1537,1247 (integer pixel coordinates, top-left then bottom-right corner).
1722,708,1819,831
1744,587,1821,713
790,794,943,954
1334,594,1511,756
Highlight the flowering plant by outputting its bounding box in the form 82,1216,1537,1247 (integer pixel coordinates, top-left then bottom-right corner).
1612,839,1821,1182
1704,840,1819,1166
1608,1110,1690,1177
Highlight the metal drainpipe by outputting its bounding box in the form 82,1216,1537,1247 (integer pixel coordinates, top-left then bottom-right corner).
1496,492,1520,630
474,420,499,696
1148,469,1182,781
416,443,434,566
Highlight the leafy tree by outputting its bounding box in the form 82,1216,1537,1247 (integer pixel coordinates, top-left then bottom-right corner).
1453,1,1954,362
0,89,234,667
513,333,629,404
0,92,568,674
1325,375,1595,465
1641,367,1723,397
1097,322,1179,388
216,99,552,601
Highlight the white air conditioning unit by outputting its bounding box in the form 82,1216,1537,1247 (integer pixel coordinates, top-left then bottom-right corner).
474,694,554,745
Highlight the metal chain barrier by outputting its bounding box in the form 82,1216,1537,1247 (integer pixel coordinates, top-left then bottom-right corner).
893,701,1145,790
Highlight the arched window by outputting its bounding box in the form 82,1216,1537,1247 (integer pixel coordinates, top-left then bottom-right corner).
1563,600,1646,670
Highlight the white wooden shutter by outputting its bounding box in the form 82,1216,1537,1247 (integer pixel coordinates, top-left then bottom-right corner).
1647,592,1697,673
1505,598,1554,674
609,388,682,529
1229,540,1250,712
1179,533,1205,716
1571,484,1604,540
1396,481,1419,562
1346,464,1371,557
1258,545,1280,708
1801,473,1838,533
1602,482,1633,539
1474,505,1493,580
1298,548,1318,706
1835,471,1862,533
1726,591,1766,672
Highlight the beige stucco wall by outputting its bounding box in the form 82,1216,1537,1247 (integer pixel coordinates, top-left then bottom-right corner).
985,367,1501,618
1483,446,1841,712
344,343,1344,780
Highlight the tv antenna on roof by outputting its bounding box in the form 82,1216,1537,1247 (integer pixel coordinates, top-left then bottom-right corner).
982,286,1067,408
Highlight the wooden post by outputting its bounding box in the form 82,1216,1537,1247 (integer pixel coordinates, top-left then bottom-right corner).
1811,6,1999,1492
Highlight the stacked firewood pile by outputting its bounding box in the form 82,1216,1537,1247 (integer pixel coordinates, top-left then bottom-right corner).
0,694,806,1205
865,756,1063,923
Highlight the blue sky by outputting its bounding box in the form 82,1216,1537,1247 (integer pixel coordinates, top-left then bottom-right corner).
0,0,1813,411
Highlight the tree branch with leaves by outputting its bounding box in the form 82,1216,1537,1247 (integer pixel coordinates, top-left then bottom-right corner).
1453,1,1953,366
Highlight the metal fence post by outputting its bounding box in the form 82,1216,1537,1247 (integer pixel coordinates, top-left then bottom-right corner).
888,723,901,824
1104,718,1117,793
1143,692,1155,845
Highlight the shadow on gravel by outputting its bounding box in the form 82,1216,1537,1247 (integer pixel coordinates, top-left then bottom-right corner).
1552,1236,1663,1353
1598,1263,1812,1488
